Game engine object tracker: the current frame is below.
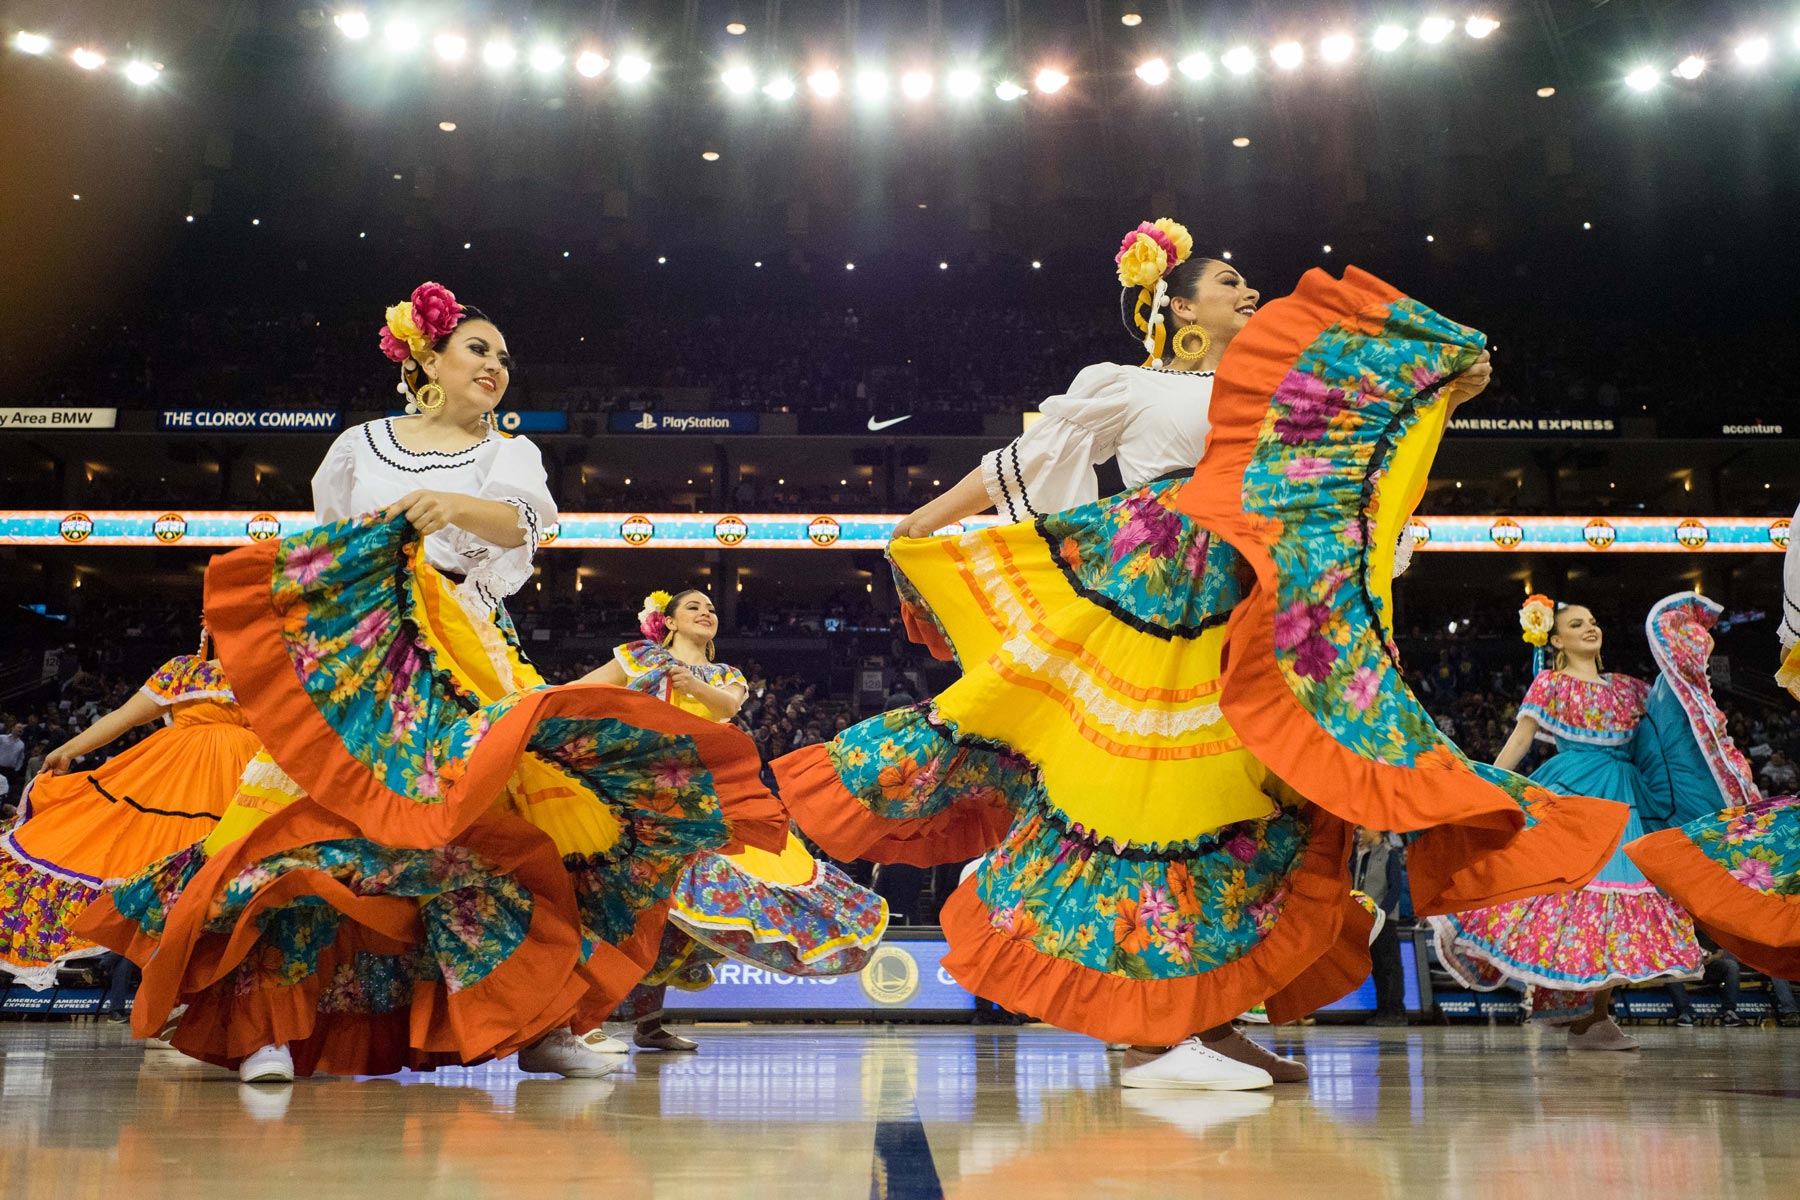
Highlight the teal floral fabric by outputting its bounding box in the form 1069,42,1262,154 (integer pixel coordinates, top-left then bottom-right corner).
824,704,1040,825
1665,795,1800,897
105,844,209,943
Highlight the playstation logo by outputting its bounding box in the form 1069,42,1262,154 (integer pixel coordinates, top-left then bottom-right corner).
635,413,659,431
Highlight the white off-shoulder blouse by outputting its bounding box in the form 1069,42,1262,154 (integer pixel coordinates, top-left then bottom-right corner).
310,417,557,608
978,364,1215,525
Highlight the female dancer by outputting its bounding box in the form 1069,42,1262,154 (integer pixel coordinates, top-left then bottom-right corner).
1429,595,1717,1049
587,589,888,1051
0,632,258,988
776,220,1629,1090
78,283,783,1082
1628,499,1800,979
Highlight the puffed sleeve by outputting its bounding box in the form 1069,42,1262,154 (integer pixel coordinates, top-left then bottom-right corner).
1782,500,1800,654
1517,669,1560,740
978,364,1135,523
452,435,559,607
138,656,194,707
310,428,361,523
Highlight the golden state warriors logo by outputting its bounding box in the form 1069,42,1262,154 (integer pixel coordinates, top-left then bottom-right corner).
153,513,188,543
540,522,560,546
59,513,93,543
858,945,920,1006
1675,519,1709,550
1489,518,1522,549
808,516,841,547
247,513,281,541
1406,518,1431,548
714,515,748,546
620,515,655,547
1771,519,1791,550
1583,519,1615,550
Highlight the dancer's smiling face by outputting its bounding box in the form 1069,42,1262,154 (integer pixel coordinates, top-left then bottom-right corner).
1551,606,1603,660
666,591,718,649
1167,261,1262,348
419,318,511,415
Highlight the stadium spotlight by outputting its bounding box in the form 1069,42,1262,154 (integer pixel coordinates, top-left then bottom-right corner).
1177,52,1212,78
333,11,371,40
702,150,721,161
123,60,162,86
1121,13,1143,27
1624,64,1661,91
482,39,517,70
1465,16,1500,39
901,70,933,99
617,53,651,82
807,67,842,98
726,22,748,36
71,47,106,70
1673,55,1706,79
1372,25,1408,52
438,120,457,131
946,67,981,97
13,31,51,55
1733,36,1771,67
384,18,422,53
575,50,608,77
1419,16,1456,44
855,68,889,100
1222,46,1256,74
1231,136,1251,147
528,44,564,73
1034,67,1070,93
994,79,1027,100
1135,57,1170,85
1536,85,1556,97
939,261,949,270
1270,41,1304,70
1320,34,1354,63
845,262,855,271
763,76,796,99
433,33,467,62
722,64,756,93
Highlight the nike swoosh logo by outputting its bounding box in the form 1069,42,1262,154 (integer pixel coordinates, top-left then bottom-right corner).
867,415,913,431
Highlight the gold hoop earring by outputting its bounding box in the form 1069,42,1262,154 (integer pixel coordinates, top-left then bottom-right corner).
1553,649,1568,672
416,382,447,412
707,639,716,662
1171,324,1212,362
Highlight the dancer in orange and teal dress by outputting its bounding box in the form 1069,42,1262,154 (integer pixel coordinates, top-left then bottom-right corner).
0,634,258,989
774,219,1631,1091
586,589,888,1052
1426,593,1746,1048
77,282,784,1083
1629,498,1800,980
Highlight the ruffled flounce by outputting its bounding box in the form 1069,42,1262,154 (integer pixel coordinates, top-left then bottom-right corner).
1426,880,1702,991
1627,795,1800,979
668,837,889,977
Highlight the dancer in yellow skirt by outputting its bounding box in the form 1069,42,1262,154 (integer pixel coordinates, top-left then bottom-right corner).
78,283,784,1082
0,632,258,988
586,589,888,1052
777,221,1630,1089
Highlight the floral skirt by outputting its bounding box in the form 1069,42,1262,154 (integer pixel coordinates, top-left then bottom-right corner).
76,515,784,1076
0,721,257,988
776,267,1630,1045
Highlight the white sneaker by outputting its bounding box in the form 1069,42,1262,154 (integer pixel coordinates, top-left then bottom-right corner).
238,1044,295,1084
1119,1038,1274,1091
518,1027,624,1078
577,1029,631,1054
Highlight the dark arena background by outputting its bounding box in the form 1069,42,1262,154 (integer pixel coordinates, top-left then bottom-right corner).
1,1,1798,1196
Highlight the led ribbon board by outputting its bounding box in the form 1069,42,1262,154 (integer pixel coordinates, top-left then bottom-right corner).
0,511,1788,551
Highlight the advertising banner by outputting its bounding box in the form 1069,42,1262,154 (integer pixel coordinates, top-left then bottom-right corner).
800,412,983,436
159,409,342,432
0,407,118,430
608,411,761,434
665,940,976,1014
1447,416,1618,437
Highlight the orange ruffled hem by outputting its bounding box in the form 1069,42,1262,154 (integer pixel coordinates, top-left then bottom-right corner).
1626,828,1800,981
900,599,956,663
938,810,1367,1044
207,541,786,855
774,744,1014,868
1174,265,1627,908
126,802,592,1076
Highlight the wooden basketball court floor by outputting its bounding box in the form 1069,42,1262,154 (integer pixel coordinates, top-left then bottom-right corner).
0,1021,1795,1198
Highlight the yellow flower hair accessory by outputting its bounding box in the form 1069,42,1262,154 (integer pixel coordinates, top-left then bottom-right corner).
1519,594,1554,647
1116,218,1195,367
382,301,429,362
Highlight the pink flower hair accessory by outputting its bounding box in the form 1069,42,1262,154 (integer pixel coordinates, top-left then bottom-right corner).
409,281,464,342
637,589,674,641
